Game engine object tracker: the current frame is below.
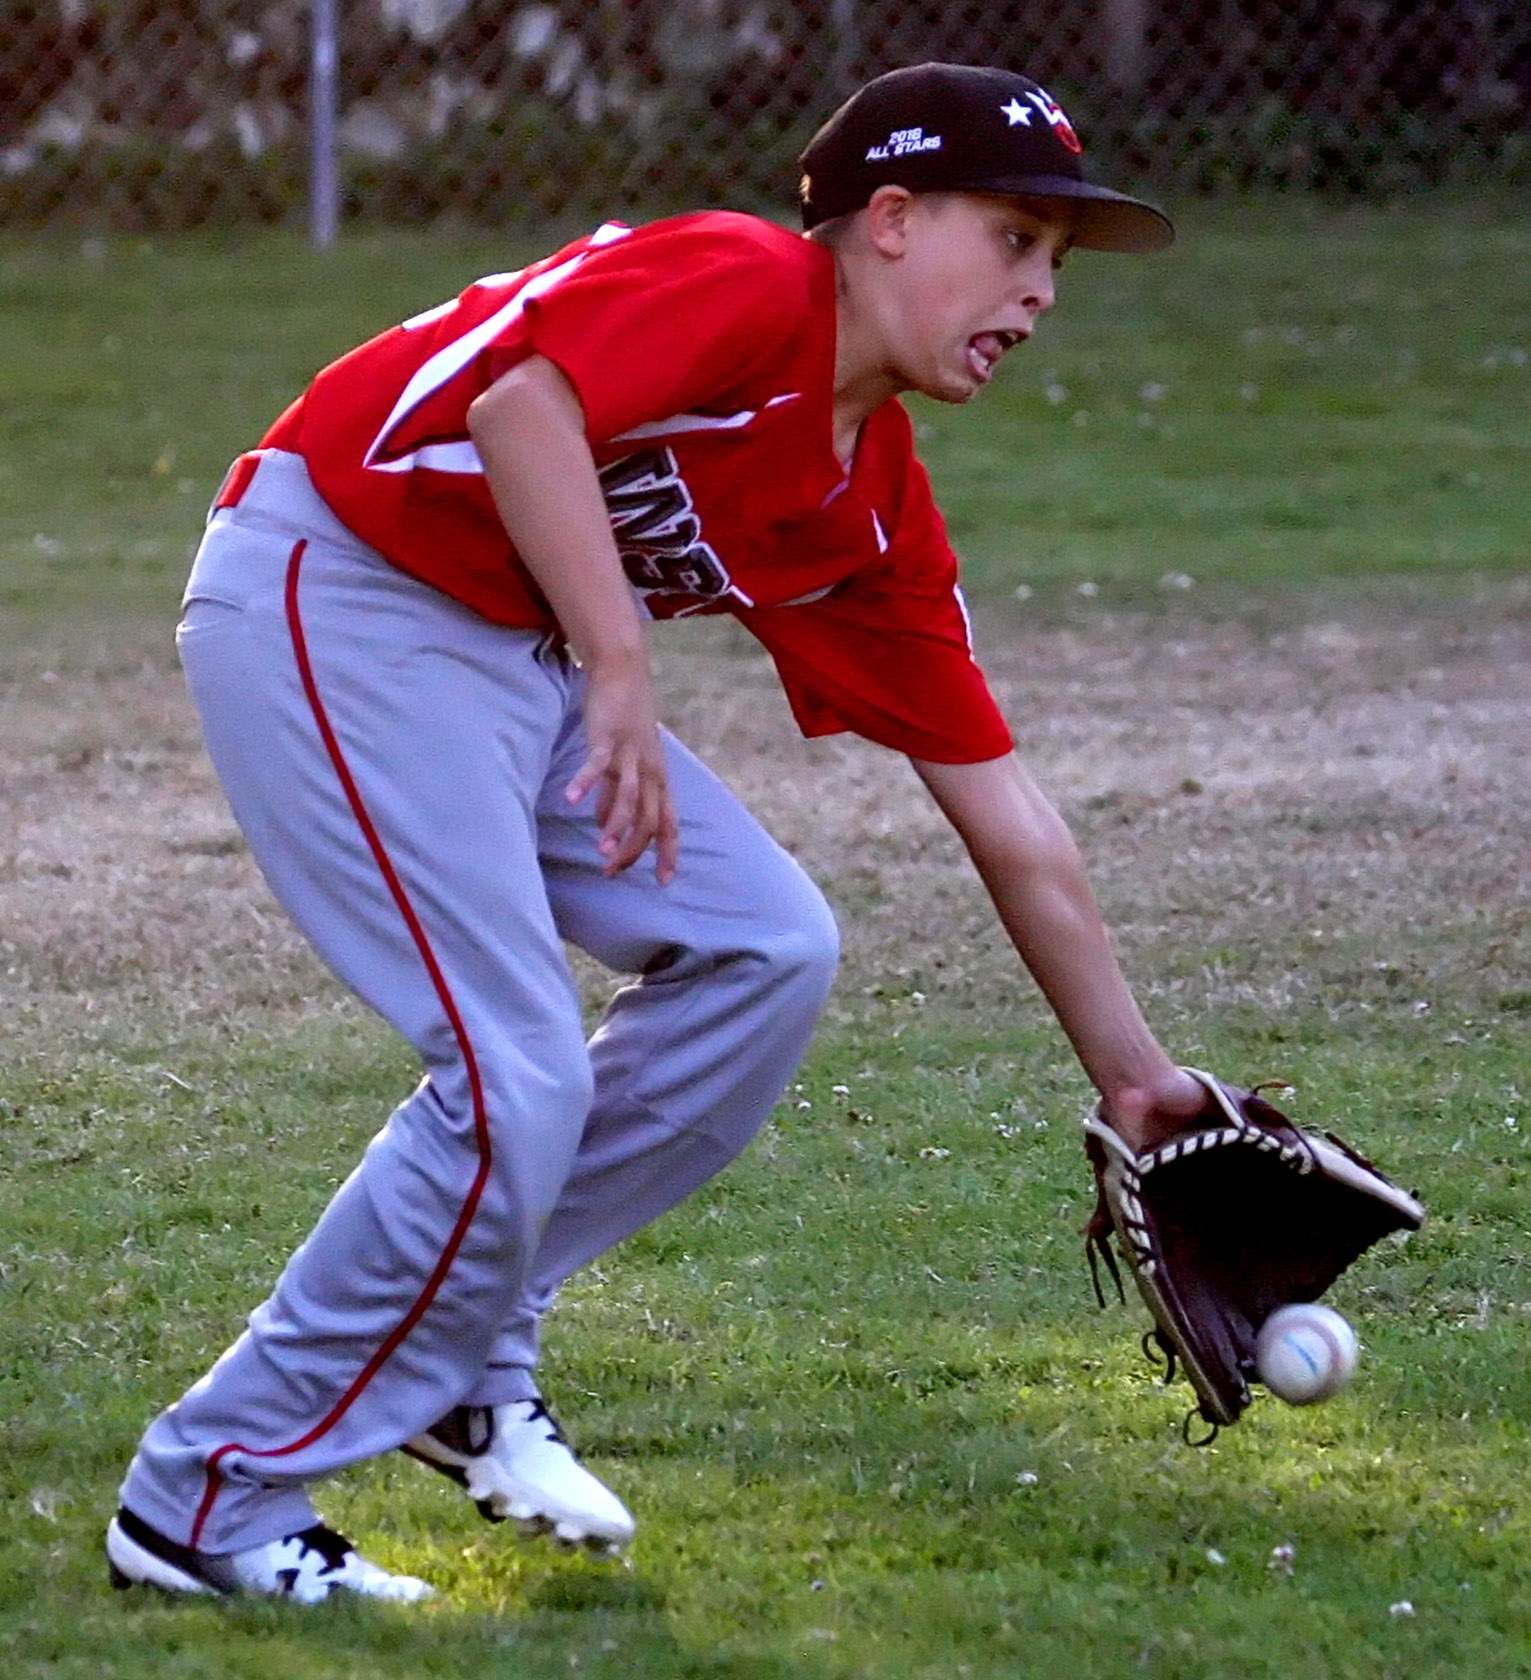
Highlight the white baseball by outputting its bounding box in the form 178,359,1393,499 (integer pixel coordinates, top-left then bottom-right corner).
1256,1304,1359,1405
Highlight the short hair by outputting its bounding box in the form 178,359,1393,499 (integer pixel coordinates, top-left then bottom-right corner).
803,209,856,250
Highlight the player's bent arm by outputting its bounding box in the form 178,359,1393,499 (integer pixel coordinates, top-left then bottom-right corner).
468,356,646,675
468,357,677,881
911,753,1206,1150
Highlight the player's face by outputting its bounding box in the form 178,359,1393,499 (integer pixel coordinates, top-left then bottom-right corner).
886,194,1069,403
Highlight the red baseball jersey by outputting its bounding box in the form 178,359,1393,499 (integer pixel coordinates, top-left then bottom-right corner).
261,212,1013,763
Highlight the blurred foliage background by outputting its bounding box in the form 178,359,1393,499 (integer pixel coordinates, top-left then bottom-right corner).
1,2,1528,232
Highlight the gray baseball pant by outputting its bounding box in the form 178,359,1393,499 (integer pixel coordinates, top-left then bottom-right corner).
118,452,839,1553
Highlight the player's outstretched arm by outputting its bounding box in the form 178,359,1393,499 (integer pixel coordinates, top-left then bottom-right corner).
469,357,678,883
910,753,1206,1149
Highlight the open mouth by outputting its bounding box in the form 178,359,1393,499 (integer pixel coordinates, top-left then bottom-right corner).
966,329,1025,384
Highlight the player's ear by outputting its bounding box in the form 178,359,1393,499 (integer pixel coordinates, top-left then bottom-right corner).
863,184,915,257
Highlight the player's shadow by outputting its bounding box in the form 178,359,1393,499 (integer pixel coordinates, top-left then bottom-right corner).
523,1566,665,1614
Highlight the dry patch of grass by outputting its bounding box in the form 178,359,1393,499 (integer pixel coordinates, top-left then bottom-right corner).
669,590,1531,1034
3,591,1530,1066
4,592,1531,1680
0,631,324,1043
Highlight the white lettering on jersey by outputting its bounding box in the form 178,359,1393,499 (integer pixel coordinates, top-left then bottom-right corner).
599,447,732,600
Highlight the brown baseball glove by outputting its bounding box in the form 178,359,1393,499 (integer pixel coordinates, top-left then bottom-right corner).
1084,1068,1424,1439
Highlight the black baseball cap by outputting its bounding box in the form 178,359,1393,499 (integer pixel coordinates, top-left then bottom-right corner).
799,63,1173,254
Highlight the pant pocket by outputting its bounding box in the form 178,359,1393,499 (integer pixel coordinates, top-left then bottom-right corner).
178,594,246,635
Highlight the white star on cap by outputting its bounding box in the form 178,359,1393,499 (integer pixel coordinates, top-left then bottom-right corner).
1001,97,1032,125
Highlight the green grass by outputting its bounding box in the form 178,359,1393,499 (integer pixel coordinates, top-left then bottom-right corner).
0,228,516,629
4,199,1529,629
925,197,1531,595
7,1012,1531,1677
5,202,1531,1676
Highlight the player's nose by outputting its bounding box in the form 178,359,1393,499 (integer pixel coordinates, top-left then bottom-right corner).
1015,257,1056,316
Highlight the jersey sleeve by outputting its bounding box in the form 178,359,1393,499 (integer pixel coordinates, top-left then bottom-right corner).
510,215,814,445
737,437,1014,765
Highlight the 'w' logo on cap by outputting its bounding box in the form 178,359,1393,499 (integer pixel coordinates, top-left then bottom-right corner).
1027,86,1083,154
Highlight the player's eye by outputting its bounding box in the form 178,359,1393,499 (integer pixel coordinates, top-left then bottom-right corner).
1005,228,1036,254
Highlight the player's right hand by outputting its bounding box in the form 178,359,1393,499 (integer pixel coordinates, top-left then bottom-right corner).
566,654,679,884
1097,1066,1215,1154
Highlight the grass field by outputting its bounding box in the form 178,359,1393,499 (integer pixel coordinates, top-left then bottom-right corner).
3,200,1531,1678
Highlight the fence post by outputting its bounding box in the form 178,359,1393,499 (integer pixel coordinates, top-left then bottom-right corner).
1103,0,1149,93
830,0,860,96
309,0,340,249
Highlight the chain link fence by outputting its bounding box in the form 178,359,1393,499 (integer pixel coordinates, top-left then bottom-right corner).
3,2,1528,233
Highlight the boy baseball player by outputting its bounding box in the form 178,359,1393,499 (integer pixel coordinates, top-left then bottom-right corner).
108,63,1210,1602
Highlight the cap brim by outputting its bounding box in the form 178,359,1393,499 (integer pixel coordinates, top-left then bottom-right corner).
968,174,1174,253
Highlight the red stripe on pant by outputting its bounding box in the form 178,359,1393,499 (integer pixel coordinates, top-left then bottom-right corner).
190,537,494,1549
